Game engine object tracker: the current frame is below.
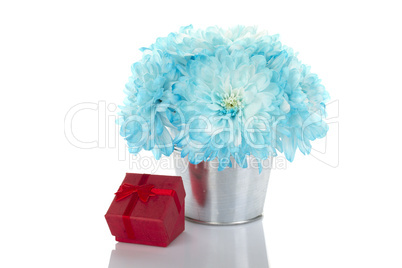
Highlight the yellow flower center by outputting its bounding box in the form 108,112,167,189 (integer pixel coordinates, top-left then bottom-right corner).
221,92,242,110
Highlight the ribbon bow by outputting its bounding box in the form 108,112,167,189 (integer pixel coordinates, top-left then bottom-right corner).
115,183,156,202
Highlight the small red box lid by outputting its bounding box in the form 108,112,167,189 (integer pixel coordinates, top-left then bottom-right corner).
105,173,185,247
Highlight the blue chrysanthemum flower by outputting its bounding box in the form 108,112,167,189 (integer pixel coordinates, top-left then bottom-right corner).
262,47,330,161
118,25,330,169
119,48,180,159
172,47,283,170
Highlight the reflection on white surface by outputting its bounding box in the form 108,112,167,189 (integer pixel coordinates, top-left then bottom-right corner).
108,219,269,268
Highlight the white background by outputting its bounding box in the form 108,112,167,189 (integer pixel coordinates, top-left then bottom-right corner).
1,0,401,267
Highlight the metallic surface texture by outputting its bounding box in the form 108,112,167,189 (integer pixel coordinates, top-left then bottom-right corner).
174,149,271,225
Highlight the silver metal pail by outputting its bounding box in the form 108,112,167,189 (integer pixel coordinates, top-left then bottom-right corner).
173,149,272,225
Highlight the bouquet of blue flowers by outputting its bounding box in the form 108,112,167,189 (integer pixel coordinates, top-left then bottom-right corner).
119,25,330,171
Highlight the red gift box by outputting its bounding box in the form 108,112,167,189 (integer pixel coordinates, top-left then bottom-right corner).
105,173,186,247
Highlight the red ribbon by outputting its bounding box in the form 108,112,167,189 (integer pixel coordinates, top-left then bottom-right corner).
115,184,157,202
115,174,181,240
